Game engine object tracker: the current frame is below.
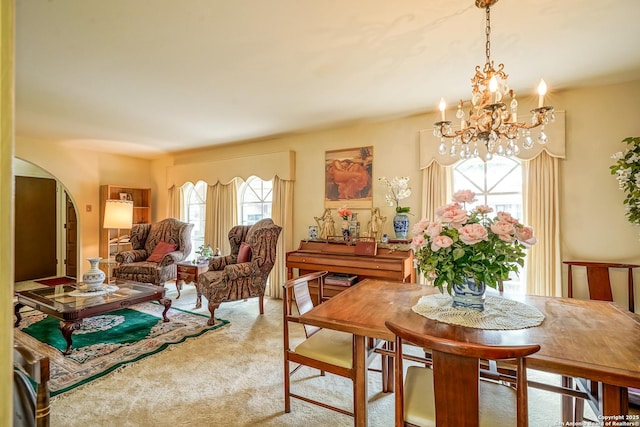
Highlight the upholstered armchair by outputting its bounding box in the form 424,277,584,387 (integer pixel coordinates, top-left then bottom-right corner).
197,218,281,325
114,218,194,286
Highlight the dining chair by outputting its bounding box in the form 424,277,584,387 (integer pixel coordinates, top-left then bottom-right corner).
283,270,384,416
385,319,540,427
564,261,639,312
563,261,640,419
13,345,50,427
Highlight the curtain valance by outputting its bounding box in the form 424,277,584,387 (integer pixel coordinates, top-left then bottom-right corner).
420,111,566,168
166,151,295,188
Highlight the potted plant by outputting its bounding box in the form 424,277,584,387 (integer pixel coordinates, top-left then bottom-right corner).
337,206,353,238
610,136,640,228
411,190,536,310
195,244,214,263
379,176,412,238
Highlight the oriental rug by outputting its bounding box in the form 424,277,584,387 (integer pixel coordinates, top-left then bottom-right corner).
14,302,229,396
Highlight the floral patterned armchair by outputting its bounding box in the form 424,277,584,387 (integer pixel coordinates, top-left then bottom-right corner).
114,218,194,286
197,218,281,325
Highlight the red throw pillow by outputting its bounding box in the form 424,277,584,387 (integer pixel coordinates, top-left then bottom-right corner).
147,241,178,263
237,242,252,263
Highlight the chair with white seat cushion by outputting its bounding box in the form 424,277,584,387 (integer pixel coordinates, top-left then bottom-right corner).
385,319,540,427
283,271,384,417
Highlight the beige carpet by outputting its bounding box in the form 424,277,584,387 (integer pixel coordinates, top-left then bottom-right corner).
34,281,609,426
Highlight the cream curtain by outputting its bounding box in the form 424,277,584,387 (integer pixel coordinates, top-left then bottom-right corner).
420,162,449,221
270,175,294,299
522,152,562,296
166,184,183,220
418,162,449,283
204,180,238,255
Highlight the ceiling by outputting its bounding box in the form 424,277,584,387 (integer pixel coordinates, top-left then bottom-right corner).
15,0,640,159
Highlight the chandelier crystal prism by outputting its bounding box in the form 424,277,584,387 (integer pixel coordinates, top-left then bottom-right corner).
434,0,555,161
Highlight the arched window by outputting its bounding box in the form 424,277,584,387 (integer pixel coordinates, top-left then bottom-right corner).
239,176,272,225
182,181,207,259
453,157,525,291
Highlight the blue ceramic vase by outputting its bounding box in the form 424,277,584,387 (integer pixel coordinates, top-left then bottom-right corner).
393,212,410,239
451,278,486,311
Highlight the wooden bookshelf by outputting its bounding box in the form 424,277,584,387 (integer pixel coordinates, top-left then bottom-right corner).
99,185,152,259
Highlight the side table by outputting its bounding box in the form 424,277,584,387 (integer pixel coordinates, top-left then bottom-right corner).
176,261,209,307
99,257,119,284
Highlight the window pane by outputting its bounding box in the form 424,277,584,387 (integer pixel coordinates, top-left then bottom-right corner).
243,188,261,203
183,181,207,260
453,158,485,193
453,157,525,291
486,194,522,219
240,177,273,225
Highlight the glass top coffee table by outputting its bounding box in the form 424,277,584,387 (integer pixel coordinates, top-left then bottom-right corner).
14,279,171,354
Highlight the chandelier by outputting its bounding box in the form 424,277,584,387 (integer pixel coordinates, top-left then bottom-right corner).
434,0,555,161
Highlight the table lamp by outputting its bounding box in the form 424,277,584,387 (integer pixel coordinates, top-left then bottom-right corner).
103,199,134,282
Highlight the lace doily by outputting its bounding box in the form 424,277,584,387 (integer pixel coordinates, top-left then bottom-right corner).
69,285,119,297
412,294,545,330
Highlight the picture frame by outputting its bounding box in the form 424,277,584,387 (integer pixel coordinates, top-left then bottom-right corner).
119,193,132,201
324,146,373,209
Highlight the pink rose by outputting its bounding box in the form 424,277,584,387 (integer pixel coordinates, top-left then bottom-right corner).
474,204,493,214
431,235,454,251
427,271,438,280
425,221,443,238
515,226,537,247
452,190,477,204
411,235,425,249
490,220,515,236
497,211,519,225
459,223,488,245
435,203,457,217
412,219,430,235
438,205,469,226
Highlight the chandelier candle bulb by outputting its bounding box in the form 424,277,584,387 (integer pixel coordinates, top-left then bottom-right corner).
489,75,498,103
439,98,446,121
538,79,547,108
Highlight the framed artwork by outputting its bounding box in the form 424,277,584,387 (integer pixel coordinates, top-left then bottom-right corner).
324,146,373,209
119,193,132,201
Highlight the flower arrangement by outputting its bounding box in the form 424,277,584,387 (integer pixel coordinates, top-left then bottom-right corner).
379,176,412,213
411,190,537,294
193,245,214,263
610,136,640,227
337,206,352,220
195,244,214,259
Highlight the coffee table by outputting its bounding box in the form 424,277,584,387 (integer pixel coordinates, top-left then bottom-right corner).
14,279,172,354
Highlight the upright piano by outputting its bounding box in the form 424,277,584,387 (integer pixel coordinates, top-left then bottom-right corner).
286,239,415,303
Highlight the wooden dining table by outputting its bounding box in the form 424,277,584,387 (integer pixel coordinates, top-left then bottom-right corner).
298,278,640,427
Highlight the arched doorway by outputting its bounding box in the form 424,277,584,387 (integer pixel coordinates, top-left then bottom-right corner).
13,158,78,281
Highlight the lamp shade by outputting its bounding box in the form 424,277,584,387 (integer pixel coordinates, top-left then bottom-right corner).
103,199,134,229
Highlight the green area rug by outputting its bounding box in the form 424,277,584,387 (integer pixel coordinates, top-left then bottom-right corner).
14,302,229,397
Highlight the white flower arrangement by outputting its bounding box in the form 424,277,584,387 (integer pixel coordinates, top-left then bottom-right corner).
611,137,640,226
379,176,412,213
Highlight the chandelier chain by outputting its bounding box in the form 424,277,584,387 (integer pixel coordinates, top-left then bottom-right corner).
485,6,491,65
